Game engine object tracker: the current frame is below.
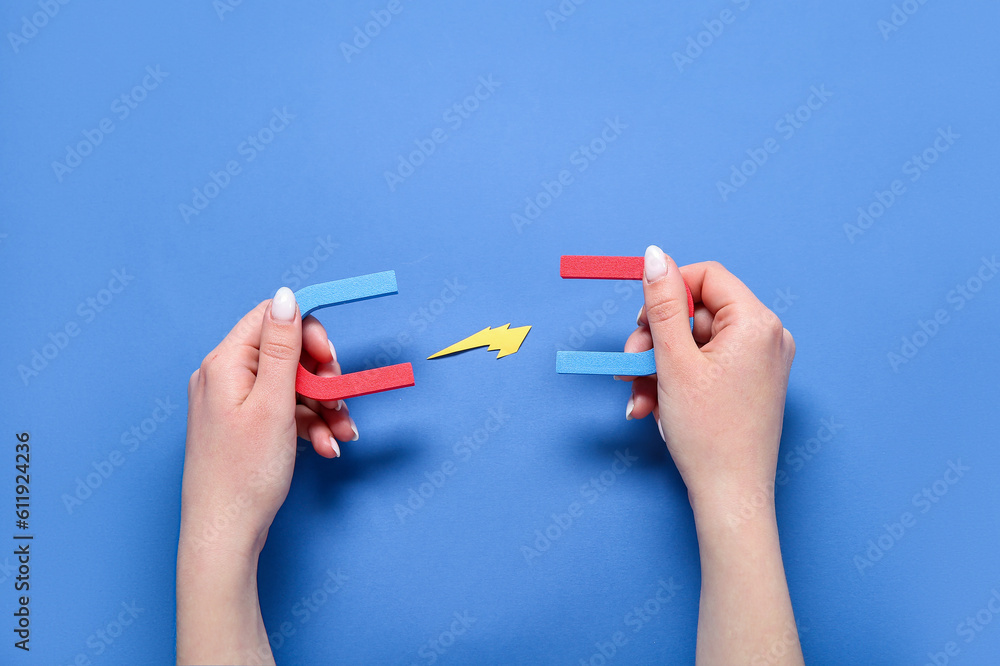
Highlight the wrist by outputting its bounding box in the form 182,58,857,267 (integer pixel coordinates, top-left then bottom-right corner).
688,478,777,537
177,532,260,586
178,493,270,561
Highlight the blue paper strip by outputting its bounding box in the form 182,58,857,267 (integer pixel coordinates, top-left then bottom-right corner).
294,271,398,317
555,349,656,376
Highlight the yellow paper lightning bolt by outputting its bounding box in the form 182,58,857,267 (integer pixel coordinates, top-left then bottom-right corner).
427,324,532,360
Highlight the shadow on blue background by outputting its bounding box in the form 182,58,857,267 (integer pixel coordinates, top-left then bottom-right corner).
2,0,999,663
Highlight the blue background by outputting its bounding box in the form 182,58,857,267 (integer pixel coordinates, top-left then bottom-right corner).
3,0,999,664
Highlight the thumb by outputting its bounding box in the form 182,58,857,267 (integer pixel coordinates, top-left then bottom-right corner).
642,245,698,376
250,286,303,408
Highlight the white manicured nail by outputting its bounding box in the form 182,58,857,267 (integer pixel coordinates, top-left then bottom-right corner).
271,287,297,322
644,245,667,283
636,306,644,326
626,395,635,420
328,340,338,363
657,419,666,442
330,436,341,458
349,418,359,442
333,399,345,412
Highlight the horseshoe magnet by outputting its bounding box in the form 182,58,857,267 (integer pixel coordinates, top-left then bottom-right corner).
294,271,415,400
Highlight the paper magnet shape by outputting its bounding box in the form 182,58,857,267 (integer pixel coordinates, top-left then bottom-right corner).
293,271,415,400
428,324,531,360
556,255,694,376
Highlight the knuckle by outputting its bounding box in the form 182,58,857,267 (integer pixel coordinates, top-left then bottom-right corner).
765,313,785,337
243,395,274,422
233,301,270,337
187,370,201,398
749,309,784,338
644,297,686,327
259,338,299,363
704,260,727,274
198,352,219,376
783,328,797,358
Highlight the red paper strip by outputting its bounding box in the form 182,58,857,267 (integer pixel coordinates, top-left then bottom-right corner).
296,363,415,401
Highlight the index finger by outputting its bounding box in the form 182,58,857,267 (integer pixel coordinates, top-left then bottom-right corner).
200,300,269,368
302,315,334,365
678,261,760,315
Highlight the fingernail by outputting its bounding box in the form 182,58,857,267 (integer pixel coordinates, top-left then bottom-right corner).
636,306,644,326
349,418,359,442
330,436,341,458
644,245,668,284
333,399,344,412
657,419,666,442
626,394,635,421
328,340,338,363
271,287,297,322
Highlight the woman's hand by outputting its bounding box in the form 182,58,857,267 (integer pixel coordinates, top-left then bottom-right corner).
177,287,358,665
181,287,358,556
621,247,803,666
623,248,796,514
